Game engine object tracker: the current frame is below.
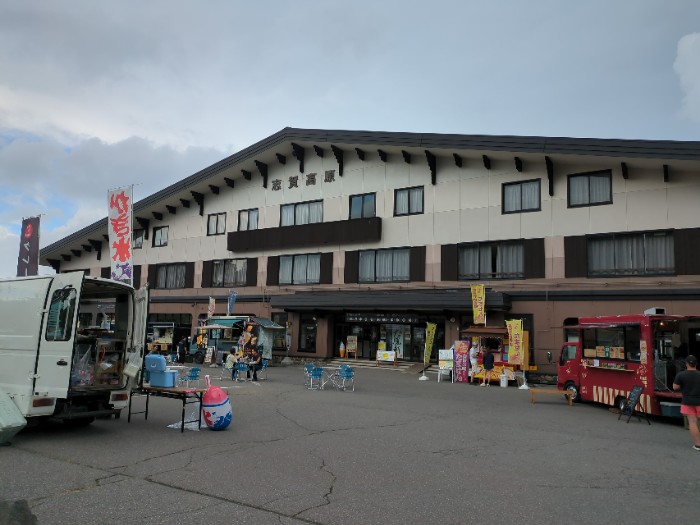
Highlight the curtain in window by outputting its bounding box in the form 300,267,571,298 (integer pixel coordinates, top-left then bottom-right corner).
409,187,423,213
212,261,225,287
496,243,523,278
615,235,644,274
395,190,409,215
645,233,674,273
239,211,249,231
479,245,493,278
169,264,186,288
296,203,310,225
156,266,167,289
504,184,521,212
359,251,375,281
281,205,294,226
249,209,258,229
589,174,610,203
308,201,323,223
224,259,246,285
376,251,393,281
458,245,480,279
208,215,217,234
217,215,226,234
521,181,539,210
392,249,410,280
569,176,589,206
588,237,616,275
279,256,293,284
293,254,308,284
306,254,321,283
350,196,362,219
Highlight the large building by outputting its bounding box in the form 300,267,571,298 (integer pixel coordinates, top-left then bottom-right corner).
40,127,700,373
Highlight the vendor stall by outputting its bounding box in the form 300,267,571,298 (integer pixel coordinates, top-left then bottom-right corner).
459,326,533,384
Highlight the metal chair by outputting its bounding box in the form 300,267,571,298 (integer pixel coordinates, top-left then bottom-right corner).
257,359,269,380
179,367,201,388
337,365,355,391
308,366,324,390
219,361,235,381
234,362,250,382
303,362,314,386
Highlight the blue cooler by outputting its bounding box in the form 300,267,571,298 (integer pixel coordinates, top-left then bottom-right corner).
149,370,178,388
145,354,167,372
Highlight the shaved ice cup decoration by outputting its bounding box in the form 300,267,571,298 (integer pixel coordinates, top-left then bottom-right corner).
202,375,232,430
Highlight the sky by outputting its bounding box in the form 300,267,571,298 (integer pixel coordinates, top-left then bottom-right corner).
1,0,699,278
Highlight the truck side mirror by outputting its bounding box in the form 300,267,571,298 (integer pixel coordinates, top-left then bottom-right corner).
547,351,552,363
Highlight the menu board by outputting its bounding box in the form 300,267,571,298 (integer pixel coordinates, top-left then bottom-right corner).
583,348,597,358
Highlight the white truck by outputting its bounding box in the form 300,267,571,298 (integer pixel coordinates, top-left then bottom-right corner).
0,271,148,427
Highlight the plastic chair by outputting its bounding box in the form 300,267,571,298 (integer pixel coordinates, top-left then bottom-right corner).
179,367,201,388
234,362,249,382
219,361,235,381
337,365,355,391
308,366,324,390
257,359,269,380
303,363,314,386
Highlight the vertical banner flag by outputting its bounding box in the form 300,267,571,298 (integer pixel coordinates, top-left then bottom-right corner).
107,185,133,285
506,319,523,365
454,340,470,382
424,322,437,365
16,216,41,277
208,296,215,318
227,290,237,315
471,284,486,325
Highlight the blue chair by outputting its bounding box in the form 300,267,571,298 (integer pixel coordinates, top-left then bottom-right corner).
257,359,269,380
303,363,314,386
338,365,355,391
179,367,201,388
234,362,249,382
308,366,324,390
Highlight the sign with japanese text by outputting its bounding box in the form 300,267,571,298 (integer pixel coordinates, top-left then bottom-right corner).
107,186,133,285
506,319,523,365
471,284,486,324
454,340,470,382
424,322,437,364
227,290,237,315
16,216,40,276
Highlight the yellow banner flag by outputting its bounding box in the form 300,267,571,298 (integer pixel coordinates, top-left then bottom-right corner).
424,322,437,365
471,285,486,324
506,319,523,365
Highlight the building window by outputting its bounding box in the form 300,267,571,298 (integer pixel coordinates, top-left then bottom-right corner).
239,208,259,231
133,229,144,249
153,226,169,247
350,193,376,219
280,200,323,226
279,254,321,284
207,213,226,235
458,241,524,279
568,170,612,207
212,259,247,287
155,263,186,289
359,248,410,282
503,179,541,213
588,231,674,277
394,186,423,216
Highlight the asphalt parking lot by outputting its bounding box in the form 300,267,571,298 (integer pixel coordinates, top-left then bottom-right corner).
1,364,699,525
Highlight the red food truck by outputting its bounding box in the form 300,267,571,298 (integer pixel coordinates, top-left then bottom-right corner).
557,309,700,418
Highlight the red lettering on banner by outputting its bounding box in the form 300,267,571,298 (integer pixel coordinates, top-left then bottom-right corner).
109,191,130,214
110,214,131,237
111,236,131,262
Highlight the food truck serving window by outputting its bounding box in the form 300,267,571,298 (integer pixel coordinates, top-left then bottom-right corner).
582,325,641,361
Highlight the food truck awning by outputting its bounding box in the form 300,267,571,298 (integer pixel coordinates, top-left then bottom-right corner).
251,317,285,330
460,326,509,338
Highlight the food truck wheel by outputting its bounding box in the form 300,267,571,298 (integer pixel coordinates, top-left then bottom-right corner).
564,381,581,402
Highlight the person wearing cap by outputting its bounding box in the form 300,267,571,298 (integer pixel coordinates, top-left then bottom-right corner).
673,355,700,451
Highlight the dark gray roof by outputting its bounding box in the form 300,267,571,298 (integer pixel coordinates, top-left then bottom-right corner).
41,127,700,256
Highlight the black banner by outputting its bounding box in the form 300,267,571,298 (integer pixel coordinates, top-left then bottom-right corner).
16,216,40,277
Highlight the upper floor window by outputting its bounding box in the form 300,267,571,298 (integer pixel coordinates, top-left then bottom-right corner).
279,253,321,284
359,248,410,282
133,229,144,249
394,186,423,216
588,231,674,277
212,259,247,287
155,263,186,289
503,179,541,213
239,208,259,231
459,241,524,279
153,226,169,247
281,201,323,226
207,213,226,236
350,193,376,219
568,170,612,208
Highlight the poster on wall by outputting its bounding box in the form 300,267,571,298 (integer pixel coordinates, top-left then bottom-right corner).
454,340,470,382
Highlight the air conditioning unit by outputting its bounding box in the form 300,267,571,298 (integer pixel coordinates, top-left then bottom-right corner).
644,307,666,315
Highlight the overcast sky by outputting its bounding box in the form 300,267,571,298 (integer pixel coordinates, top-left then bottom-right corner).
1,0,699,278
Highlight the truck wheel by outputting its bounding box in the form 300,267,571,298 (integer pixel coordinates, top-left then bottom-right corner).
194,351,204,364
64,417,95,428
564,381,581,402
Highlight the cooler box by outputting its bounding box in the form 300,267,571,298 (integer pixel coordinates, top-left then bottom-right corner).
149,370,178,388
659,401,681,418
0,389,27,445
145,354,167,372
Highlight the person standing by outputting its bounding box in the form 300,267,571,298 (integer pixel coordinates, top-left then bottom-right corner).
176,337,188,364
469,341,480,384
673,355,700,451
481,349,495,387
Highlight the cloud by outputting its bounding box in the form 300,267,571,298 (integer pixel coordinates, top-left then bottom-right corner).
674,33,700,123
